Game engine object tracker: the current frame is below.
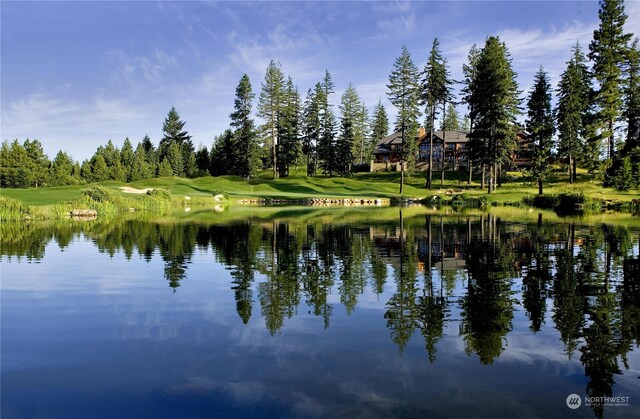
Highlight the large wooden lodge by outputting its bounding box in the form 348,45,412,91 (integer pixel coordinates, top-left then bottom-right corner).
371,128,531,172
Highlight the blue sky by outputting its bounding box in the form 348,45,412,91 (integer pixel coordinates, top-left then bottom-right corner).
2,1,639,161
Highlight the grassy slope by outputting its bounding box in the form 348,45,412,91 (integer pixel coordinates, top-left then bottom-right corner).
1,169,639,207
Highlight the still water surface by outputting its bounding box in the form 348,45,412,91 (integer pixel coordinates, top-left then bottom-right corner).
2,208,639,418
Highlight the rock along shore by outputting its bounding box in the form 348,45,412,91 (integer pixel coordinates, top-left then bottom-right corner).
238,198,391,206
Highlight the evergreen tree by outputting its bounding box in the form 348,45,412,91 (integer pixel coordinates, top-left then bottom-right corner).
317,71,338,176
23,139,50,187
623,38,640,153
461,44,481,184
141,134,158,176
526,67,555,194
589,0,633,159
556,43,593,183
469,36,522,194
183,151,197,178
441,103,460,131
209,130,235,176
387,46,421,193
0,140,28,188
157,157,173,177
336,101,355,176
257,60,285,179
340,83,368,165
80,159,92,181
605,155,636,190
276,77,301,177
421,38,453,188
121,137,134,181
50,150,76,185
195,145,210,177
461,114,470,131
370,99,390,150
158,107,192,174
0,140,11,187
166,142,184,176
130,142,153,181
91,154,110,182
230,74,261,178
302,87,322,175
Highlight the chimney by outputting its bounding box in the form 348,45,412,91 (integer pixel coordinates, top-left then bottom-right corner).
418,126,426,138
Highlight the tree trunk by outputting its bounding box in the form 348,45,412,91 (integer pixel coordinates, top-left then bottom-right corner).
426,106,434,189
497,163,502,188
400,126,404,194
572,158,577,184
568,154,573,184
538,178,543,195
468,160,472,185
608,117,614,160
272,122,278,179
441,102,446,187
481,165,485,190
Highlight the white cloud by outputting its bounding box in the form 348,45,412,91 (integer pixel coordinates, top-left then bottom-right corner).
626,0,640,38
1,91,155,159
227,25,327,88
372,1,416,39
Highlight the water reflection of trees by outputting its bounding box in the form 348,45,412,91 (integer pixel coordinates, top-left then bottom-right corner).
2,214,640,416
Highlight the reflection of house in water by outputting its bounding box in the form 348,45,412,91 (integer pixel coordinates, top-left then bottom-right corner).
369,225,468,273
367,218,584,276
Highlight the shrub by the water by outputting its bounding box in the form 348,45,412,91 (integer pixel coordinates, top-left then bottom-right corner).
82,186,119,203
524,191,600,214
0,196,32,220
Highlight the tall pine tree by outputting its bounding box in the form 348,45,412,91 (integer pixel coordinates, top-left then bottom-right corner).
461,44,481,185
302,87,322,176
623,38,640,153
556,43,592,183
469,36,521,194
317,71,338,176
589,0,632,160
340,84,368,166
422,39,451,189
387,46,421,194
158,107,192,177
526,67,555,194
257,60,285,179
277,77,301,177
230,74,261,178
441,103,460,131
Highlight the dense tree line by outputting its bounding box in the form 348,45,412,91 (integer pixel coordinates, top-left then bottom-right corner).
2,0,637,191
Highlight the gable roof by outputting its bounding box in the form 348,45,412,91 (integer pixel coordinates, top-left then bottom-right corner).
421,130,469,143
377,131,404,146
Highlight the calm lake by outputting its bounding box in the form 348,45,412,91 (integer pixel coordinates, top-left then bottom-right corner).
2,207,639,418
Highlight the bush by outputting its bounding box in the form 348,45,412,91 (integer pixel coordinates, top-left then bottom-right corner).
351,163,370,173
82,185,117,203
146,188,172,200
523,194,559,209
449,193,487,209
0,196,32,220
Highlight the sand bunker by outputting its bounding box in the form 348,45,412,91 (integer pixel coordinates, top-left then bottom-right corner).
119,186,153,194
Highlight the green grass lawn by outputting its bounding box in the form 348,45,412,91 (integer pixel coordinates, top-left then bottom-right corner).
1,168,638,207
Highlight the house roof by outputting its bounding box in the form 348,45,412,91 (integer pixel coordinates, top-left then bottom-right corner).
374,130,471,155
377,131,404,146
421,130,470,143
